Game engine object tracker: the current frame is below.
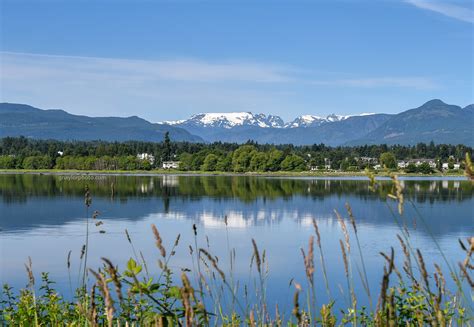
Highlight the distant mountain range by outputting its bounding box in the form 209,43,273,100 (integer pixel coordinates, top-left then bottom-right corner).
0,103,203,142
163,99,473,146
163,113,391,145
164,111,373,129
0,99,472,146
348,99,473,146
165,112,286,129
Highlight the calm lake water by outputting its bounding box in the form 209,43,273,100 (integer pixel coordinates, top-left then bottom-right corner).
0,174,472,313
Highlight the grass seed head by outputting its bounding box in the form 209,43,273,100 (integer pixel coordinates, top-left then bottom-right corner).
151,224,166,258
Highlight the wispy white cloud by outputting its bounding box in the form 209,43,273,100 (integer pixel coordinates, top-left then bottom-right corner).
0,52,439,120
1,51,296,83
406,0,474,23
0,52,298,120
312,77,438,90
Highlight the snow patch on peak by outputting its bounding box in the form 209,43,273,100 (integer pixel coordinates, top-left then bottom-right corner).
165,112,285,128
163,111,378,129
162,119,186,125
326,114,348,122
300,115,324,121
285,115,326,128
194,112,254,126
286,112,376,128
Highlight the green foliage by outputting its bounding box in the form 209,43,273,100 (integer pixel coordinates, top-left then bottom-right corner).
232,145,257,172
280,154,306,171
0,156,16,169
55,155,152,171
1,231,470,326
118,156,138,170
201,153,219,171
340,156,357,171
138,159,152,171
249,151,269,172
266,149,284,172
163,132,172,162
448,156,455,170
404,161,434,175
215,153,232,172
178,152,193,171
22,156,53,169
1,137,473,174
190,150,208,171
417,162,433,174
379,152,397,169
405,163,417,173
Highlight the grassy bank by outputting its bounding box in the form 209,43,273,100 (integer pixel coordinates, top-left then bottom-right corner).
0,168,467,178
0,172,473,326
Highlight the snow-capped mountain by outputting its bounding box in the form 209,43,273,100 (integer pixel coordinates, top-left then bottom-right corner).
161,110,391,145
164,112,375,129
284,115,326,128
285,114,355,128
164,112,285,129
285,113,379,128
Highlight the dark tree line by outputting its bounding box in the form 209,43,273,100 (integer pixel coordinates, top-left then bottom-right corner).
0,136,471,172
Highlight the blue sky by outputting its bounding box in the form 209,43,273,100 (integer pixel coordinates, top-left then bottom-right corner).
1,0,473,122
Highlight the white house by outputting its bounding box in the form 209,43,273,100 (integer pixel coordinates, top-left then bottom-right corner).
162,161,180,169
397,160,408,169
324,158,331,170
441,162,460,170
357,157,378,164
409,159,437,169
137,153,155,164
310,158,331,170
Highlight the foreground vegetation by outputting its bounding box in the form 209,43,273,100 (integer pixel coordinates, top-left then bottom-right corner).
1,161,473,326
0,136,472,174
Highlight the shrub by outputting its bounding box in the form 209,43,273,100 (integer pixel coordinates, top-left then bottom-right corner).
0,155,16,169
201,154,219,171
22,156,52,169
379,152,397,169
280,154,306,171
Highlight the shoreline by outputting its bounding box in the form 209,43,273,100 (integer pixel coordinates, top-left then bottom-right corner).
0,169,468,179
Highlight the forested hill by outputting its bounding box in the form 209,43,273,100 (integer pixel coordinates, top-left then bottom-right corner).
0,103,203,143
348,100,474,146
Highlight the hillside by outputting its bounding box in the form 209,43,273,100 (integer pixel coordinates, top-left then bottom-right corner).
0,103,203,142
1,100,472,146
349,100,473,146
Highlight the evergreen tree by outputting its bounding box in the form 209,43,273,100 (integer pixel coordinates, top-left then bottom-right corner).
163,132,172,161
